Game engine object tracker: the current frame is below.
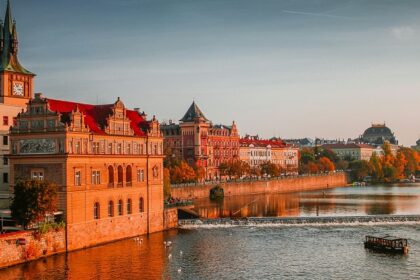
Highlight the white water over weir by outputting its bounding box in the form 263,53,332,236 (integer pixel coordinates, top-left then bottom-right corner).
179,215,420,228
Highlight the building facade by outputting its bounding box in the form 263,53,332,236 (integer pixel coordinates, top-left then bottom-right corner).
322,143,375,161
0,1,35,194
161,102,239,179
240,136,299,172
357,123,398,145
9,94,164,250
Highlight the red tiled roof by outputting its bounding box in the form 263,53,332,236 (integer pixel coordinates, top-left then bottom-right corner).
47,98,148,136
240,138,287,148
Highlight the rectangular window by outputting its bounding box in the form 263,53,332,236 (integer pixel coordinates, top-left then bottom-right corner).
31,171,44,180
2,173,8,183
92,142,100,154
3,156,8,165
117,143,122,154
3,116,8,126
74,170,81,186
91,170,101,185
137,169,144,182
3,136,8,146
126,144,131,154
108,143,113,154
75,142,81,154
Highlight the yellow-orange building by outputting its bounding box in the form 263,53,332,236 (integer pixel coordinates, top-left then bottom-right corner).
9,94,165,250
239,136,299,173
161,102,240,179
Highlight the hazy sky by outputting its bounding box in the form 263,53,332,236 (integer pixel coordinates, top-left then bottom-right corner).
8,0,420,146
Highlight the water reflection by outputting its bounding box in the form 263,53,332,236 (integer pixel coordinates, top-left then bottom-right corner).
0,231,173,280
193,184,420,218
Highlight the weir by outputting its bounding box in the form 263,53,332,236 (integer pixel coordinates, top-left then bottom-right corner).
179,215,420,227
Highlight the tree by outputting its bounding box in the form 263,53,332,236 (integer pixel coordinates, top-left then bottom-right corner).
260,162,281,177
219,163,229,177
170,161,196,184
163,168,171,198
300,148,315,164
194,165,206,182
308,162,319,174
335,160,349,171
319,148,339,163
349,160,370,181
11,180,58,229
369,153,384,182
317,157,335,173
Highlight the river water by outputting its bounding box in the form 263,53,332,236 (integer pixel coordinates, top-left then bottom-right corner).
193,183,420,218
1,184,420,279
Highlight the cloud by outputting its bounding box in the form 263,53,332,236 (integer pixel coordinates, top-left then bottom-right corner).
390,26,416,40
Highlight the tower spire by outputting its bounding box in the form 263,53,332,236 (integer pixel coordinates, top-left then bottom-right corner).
4,0,12,37
0,0,33,75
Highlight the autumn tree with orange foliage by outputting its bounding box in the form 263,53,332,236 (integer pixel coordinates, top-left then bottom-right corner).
170,161,196,184
317,157,335,172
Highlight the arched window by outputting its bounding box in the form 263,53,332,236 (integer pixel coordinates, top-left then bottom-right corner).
127,198,132,214
118,199,123,215
139,197,144,213
108,200,114,217
126,165,132,184
94,202,100,219
117,166,123,186
108,166,114,184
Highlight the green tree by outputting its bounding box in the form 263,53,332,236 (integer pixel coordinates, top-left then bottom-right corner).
369,153,384,182
299,148,315,164
11,180,58,229
349,160,370,181
319,148,339,163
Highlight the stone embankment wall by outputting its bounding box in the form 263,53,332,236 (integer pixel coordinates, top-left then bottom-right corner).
0,229,65,268
171,173,348,200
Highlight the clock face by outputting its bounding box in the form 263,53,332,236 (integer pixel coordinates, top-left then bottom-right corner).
12,82,24,96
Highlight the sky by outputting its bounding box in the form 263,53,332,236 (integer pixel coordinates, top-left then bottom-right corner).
7,0,420,146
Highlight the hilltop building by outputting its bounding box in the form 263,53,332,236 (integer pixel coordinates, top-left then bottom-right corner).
412,139,420,151
9,94,165,250
357,123,398,145
161,102,239,179
240,135,298,172
0,1,35,194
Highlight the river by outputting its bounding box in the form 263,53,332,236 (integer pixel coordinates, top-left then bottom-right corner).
1,184,420,279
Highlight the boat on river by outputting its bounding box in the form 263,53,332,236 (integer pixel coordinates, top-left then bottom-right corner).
364,235,409,254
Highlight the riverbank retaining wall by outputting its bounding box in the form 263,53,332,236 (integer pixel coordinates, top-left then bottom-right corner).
0,229,65,268
171,173,348,200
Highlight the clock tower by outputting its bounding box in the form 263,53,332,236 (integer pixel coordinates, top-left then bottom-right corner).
0,0,35,194
0,0,35,107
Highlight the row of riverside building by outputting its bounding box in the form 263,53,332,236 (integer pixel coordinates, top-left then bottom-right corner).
0,1,298,250
161,102,299,179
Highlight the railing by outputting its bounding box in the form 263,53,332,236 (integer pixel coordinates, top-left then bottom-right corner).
117,182,123,187
107,183,114,188
126,181,132,187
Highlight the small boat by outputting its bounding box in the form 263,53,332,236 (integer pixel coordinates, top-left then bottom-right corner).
364,235,409,255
